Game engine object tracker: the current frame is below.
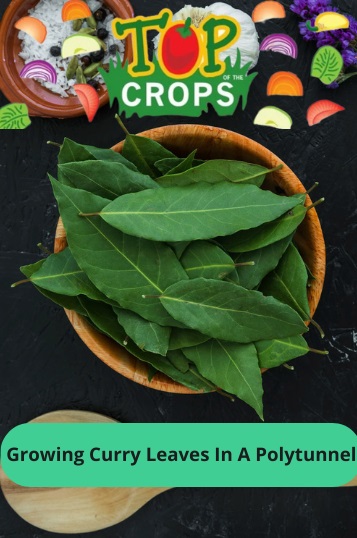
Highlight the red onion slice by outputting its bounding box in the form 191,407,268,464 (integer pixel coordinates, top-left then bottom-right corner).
20,60,57,84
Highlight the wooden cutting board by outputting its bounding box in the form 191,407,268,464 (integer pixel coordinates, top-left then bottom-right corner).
0,410,169,534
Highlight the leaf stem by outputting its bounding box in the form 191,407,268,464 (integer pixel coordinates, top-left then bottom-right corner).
78,212,100,217
188,367,235,401
47,140,62,148
37,243,52,255
309,318,325,338
306,198,325,210
115,115,158,179
114,113,131,136
11,278,31,288
268,164,284,173
142,294,162,299
283,363,295,371
306,182,319,195
309,347,329,356
235,261,255,267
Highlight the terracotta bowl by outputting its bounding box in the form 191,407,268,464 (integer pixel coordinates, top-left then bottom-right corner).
54,124,326,393
0,0,133,118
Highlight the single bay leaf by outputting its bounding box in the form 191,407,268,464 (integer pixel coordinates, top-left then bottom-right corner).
311,46,343,85
183,340,264,420
97,183,303,242
156,160,280,188
58,138,138,169
155,152,203,175
114,307,171,356
19,247,115,304
122,134,175,178
234,234,293,290
50,178,188,326
79,298,210,392
160,278,308,343
259,243,310,321
255,335,309,369
20,259,87,316
58,160,158,200
221,203,306,253
167,350,214,391
147,365,158,382
181,241,236,280
155,150,197,175
305,263,316,282
168,242,191,259
168,328,210,351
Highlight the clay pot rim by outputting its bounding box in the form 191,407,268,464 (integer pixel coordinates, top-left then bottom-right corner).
0,0,134,118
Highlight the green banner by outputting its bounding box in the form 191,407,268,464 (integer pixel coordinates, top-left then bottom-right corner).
100,52,257,118
1,423,356,487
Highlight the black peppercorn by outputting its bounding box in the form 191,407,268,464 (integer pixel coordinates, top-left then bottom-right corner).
97,28,109,40
109,44,119,55
87,79,100,90
94,8,107,21
82,55,92,67
90,49,105,62
50,46,61,57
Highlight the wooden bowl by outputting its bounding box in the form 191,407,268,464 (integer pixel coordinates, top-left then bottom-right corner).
0,0,133,118
54,124,326,393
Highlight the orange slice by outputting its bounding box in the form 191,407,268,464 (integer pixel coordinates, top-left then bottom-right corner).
252,1,286,23
62,0,92,22
14,16,47,44
267,72,304,96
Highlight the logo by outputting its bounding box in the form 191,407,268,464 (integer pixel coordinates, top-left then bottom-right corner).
100,9,257,118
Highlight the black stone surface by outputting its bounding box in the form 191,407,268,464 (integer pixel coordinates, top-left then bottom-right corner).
1,0,357,536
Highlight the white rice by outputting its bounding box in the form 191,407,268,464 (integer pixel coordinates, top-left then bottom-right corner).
18,0,124,97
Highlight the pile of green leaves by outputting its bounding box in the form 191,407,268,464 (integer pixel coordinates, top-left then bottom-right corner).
14,133,325,420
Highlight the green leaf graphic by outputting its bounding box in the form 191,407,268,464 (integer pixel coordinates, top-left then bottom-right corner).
0,103,31,130
311,46,343,84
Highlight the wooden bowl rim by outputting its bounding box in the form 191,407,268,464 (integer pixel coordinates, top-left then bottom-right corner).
0,0,134,118
55,124,326,394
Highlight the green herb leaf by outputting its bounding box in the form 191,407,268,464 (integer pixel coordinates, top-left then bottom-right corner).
311,46,343,85
18,247,116,304
160,278,308,343
255,335,309,369
0,103,31,130
97,183,303,242
221,203,306,253
259,243,310,321
58,160,158,200
79,298,210,392
155,152,203,175
122,134,175,178
168,328,210,351
50,178,188,326
58,138,138,168
233,235,293,290
156,160,280,188
183,340,264,420
20,259,87,316
181,241,236,280
115,307,171,356
168,242,191,259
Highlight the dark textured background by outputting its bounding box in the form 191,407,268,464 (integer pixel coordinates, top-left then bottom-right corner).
1,0,357,536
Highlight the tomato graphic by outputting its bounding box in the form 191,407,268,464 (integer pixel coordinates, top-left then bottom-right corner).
159,17,201,77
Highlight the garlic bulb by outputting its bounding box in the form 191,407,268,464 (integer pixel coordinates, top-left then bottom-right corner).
153,3,260,70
